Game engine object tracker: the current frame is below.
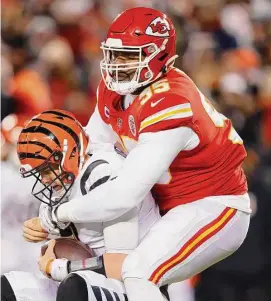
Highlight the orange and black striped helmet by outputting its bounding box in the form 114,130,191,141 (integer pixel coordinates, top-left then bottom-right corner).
17,109,89,206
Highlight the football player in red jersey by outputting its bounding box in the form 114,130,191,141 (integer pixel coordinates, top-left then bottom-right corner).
46,7,251,301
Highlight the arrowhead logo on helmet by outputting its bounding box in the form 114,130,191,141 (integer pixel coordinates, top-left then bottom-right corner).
145,17,170,37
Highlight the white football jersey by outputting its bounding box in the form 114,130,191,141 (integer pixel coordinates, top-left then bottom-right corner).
50,148,160,255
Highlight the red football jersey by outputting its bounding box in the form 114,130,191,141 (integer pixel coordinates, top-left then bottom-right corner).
97,68,247,212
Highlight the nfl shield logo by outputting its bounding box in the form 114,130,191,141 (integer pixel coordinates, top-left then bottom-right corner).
128,115,136,136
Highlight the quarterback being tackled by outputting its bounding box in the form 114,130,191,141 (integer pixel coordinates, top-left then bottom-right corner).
2,110,189,301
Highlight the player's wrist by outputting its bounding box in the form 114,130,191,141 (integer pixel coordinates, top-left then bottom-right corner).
68,256,106,276
50,258,70,282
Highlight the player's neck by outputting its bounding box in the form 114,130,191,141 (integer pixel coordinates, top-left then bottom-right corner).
121,94,136,110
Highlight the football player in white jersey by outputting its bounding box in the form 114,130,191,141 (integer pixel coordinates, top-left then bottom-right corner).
2,109,192,301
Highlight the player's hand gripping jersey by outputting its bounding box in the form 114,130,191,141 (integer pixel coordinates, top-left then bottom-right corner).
95,68,247,213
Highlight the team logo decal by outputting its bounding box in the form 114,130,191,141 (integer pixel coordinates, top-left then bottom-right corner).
104,106,110,118
145,17,170,37
128,115,136,136
117,118,122,128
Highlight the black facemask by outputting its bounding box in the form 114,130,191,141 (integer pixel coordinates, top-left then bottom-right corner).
20,151,75,207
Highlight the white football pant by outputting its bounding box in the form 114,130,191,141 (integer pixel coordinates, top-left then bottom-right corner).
122,195,250,301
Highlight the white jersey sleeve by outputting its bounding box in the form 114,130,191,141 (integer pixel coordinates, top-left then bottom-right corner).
69,150,142,254
103,207,140,254
85,105,119,151
57,127,198,223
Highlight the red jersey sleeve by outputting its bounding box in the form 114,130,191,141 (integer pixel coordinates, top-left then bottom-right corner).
138,92,193,134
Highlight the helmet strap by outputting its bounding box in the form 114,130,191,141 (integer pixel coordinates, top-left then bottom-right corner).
153,54,179,81
165,54,178,69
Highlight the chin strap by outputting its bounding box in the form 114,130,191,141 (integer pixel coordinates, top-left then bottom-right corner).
165,54,179,68
152,54,179,83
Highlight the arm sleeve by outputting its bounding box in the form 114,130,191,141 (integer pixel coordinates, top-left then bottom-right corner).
103,207,140,254
57,126,199,223
85,105,119,150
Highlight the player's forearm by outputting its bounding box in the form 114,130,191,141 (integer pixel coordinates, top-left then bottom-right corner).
103,253,127,280
69,253,126,280
103,207,140,253
50,253,126,281
56,179,146,223
57,127,193,223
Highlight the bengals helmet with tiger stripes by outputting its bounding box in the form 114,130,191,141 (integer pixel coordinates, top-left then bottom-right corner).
17,109,89,206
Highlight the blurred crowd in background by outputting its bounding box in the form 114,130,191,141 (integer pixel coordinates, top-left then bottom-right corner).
1,0,271,300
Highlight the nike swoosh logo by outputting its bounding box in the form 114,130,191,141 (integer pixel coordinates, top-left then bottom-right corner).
151,97,165,107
